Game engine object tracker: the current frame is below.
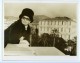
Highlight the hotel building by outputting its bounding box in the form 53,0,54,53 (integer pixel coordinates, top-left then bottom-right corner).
39,17,76,41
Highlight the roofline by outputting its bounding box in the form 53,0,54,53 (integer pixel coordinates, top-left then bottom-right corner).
39,18,76,22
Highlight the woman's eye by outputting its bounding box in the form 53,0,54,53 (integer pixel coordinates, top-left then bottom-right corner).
22,17,30,20
26,18,30,20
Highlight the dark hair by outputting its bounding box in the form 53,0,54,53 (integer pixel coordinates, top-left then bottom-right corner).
19,8,34,23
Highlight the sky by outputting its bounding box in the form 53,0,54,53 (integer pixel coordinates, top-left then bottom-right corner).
4,3,77,19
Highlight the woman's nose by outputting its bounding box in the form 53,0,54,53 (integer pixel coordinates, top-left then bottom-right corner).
26,21,30,24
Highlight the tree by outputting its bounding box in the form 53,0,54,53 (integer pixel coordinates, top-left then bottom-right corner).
30,27,39,46
67,39,77,56
51,28,59,46
51,28,67,54
38,33,50,46
56,37,67,54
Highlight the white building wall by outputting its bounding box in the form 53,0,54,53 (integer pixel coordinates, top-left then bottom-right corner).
39,19,76,41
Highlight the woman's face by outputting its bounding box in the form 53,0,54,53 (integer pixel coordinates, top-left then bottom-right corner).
21,16,31,26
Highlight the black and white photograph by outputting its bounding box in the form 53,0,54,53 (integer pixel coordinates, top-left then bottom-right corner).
4,2,77,57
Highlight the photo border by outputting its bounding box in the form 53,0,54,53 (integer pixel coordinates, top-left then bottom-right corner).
1,0,80,63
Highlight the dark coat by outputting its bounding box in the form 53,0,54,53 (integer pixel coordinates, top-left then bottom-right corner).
4,19,31,48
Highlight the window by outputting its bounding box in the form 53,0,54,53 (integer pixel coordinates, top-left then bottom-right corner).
42,21,44,25
48,21,49,25
41,21,42,25
56,21,58,25
58,28,59,32
58,21,59,25
68,21,71,25
51,21,52,25
61,35,62,37
47,27,49,31
69,35,70,39
52,21,54,25
61,28,63,32
59,28,60,32
62,21,63,25
42,27,43,31
44,21,45,25
70,21,71,25
46,21,47,25
44,27,45,31
64,21,66,25
69,28,70,33
55,21,56,25
40,27,42,31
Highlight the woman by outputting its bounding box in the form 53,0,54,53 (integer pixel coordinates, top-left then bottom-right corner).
4,8,34,48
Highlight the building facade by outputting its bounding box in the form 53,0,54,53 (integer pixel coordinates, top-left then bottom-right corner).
39,17,76,41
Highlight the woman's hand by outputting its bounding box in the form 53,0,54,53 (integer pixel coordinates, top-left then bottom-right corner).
19,36,30,47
